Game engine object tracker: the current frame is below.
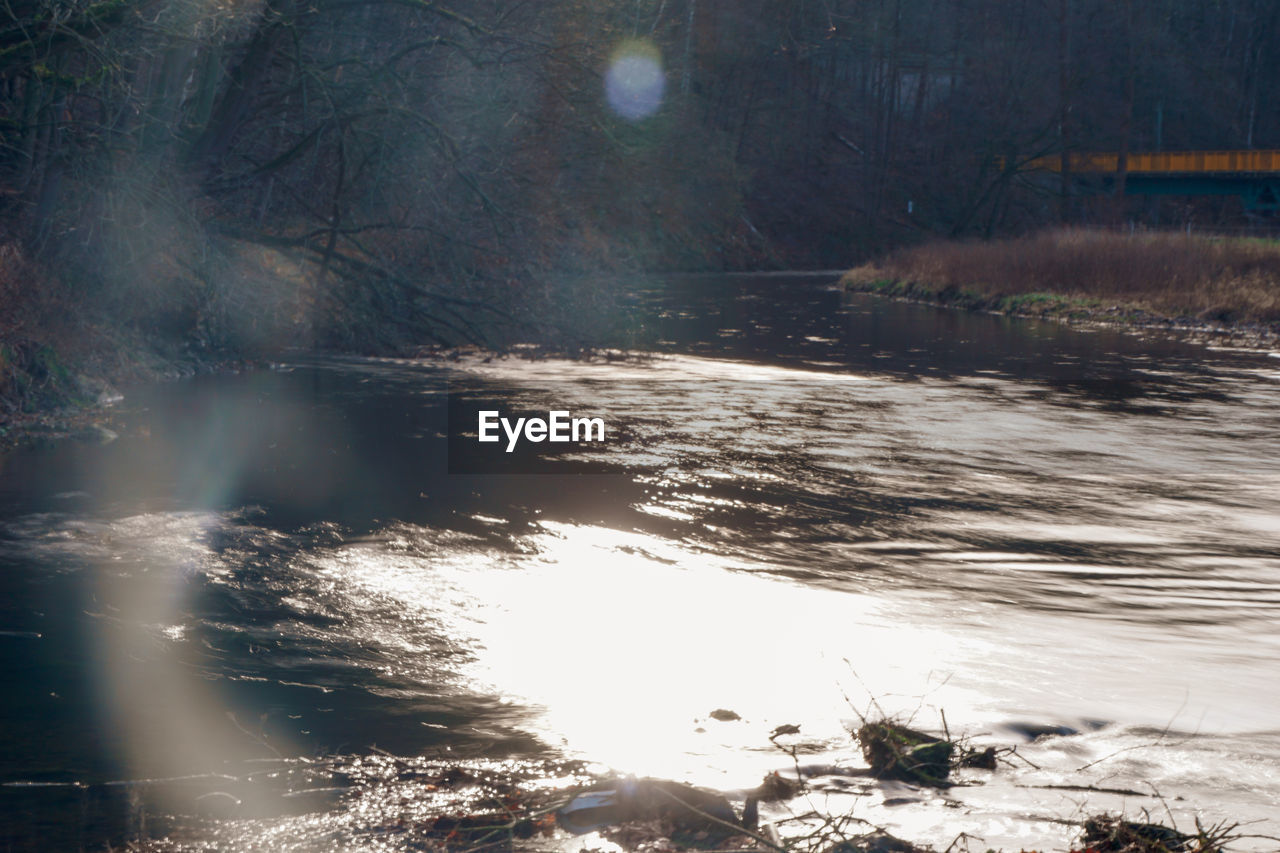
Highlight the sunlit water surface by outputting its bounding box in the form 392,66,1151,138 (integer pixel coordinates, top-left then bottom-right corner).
2,277,1278,851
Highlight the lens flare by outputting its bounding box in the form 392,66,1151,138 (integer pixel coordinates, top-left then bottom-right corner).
605,40,665,121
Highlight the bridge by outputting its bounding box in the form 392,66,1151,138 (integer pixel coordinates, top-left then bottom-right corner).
1019,149,1280,212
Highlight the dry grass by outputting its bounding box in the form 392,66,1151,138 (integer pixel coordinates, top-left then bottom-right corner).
843,228,1280,326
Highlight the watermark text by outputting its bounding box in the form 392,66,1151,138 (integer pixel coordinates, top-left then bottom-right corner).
477,410,605,452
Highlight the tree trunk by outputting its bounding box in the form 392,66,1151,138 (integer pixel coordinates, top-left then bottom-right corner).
1057,0,1072,225
185,18,284,170
1114,0,1135,218
681,0,697,96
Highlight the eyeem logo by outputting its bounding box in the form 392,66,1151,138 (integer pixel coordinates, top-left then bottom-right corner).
478,410,605,452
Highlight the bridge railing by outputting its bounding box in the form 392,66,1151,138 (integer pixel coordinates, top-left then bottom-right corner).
1022,150,1280,174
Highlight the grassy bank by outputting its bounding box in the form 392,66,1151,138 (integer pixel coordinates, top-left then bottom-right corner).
842,228,1280,340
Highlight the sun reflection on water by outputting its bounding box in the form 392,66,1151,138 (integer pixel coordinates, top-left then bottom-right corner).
311,519,984,788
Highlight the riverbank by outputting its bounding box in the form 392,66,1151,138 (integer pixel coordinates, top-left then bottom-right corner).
0,317,261,453
0,223,656,452
0,229,300,451
842,228,1280,347
0,353,259,453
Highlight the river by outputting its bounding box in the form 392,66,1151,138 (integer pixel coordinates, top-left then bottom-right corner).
1,274,1278,851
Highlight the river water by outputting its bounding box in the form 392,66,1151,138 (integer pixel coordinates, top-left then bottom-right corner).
2,275,1278,851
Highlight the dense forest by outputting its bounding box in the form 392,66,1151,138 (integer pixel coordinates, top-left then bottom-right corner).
1,0,1279,402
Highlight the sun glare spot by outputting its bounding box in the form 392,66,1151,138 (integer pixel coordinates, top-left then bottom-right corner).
605,40,665,121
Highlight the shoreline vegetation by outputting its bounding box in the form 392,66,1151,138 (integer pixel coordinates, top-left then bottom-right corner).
841,228,1280,346
113,712,1254,853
